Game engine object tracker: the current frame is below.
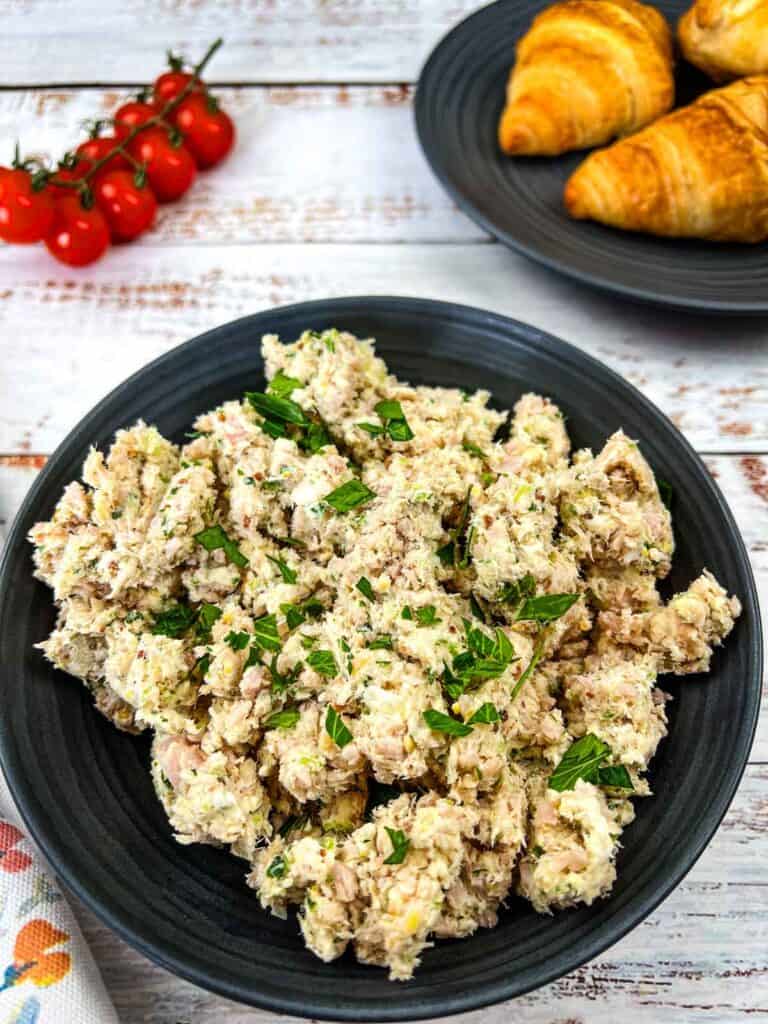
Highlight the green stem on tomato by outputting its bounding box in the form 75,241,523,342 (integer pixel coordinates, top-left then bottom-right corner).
46,37,223,192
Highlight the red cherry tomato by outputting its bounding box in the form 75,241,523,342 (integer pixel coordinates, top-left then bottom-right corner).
45,195,110,266
0,166,12,199
127,128,196,202
75,137,130,175
172,94,235,168
0,169,55,244
114,101,156,141
153,71,202,108
46,157,94,199
94,170,157,242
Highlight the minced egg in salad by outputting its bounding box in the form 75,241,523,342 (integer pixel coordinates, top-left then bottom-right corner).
30,327,740,980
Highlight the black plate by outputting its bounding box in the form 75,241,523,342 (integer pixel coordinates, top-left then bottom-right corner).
415,0,768,313
0,297,761,1020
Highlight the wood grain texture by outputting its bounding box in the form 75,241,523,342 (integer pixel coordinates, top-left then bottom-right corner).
0,243,766,455
0,87,482,245
0,1,479,85
65,765,768,1023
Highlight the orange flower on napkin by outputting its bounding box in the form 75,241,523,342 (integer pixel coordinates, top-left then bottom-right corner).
1,920,71,992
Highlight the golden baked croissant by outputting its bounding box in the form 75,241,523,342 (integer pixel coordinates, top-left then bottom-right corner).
679,0,768,81
564,76,768,242
498,0,675,156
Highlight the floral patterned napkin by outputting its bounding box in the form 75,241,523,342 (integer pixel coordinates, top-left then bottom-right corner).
0,772,119,1024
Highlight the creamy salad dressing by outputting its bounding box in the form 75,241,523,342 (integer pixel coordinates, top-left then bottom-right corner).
30,328,740,980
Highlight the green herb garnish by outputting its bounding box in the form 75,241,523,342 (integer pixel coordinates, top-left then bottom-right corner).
383,827,410,866
266,854,287,879
246,390,308,426
467,702,501,725
268,370,302,399
323,479,376,513
151,603,196,638
358,399,414,443
194,524,248,569
325,707,353,747
225,630,250,651
367,634,393,650
267,554,298,584
252,613,282,653
422,709,473,737
515,592,580,623
356,576,376,603
549,733,633,792
264,707,300,730
307,650,338,678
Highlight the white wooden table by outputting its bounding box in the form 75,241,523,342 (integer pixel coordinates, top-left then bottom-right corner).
1,4,766,1021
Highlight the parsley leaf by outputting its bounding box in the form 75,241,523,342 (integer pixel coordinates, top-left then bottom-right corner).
383,827,410,866
356,576,376,602
281,603,305,631
357,399,414,442
266,854,287,879
413,605,440,627
467,702,501,725
308,650,338,678
225,630,250,651
516,592,580,623
325,706,353,747
510,634,545,701
151,603,196,638
323,479,376,513
266,654,302,693
264,707,300,730
267,554,298,584
462,438,486,458
367,634,393,650
246,390,308,426
549,734,633,792
196,602,222,639
252,613,282,653
194,524,248,569
499,574,536,605
422,709,473,737
268,370,302,399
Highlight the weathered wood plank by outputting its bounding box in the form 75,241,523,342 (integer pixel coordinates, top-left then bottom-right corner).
0,244,766,455
68,765,768,1023
3,454,766,766
0,2,478,86
0,86,481,245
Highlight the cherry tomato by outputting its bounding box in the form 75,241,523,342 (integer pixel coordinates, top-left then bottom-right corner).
94,170,157,242
114,101,156,141
45,195,110,266
153,71,202,109
75,137,130,175
172,94,235,168
0,169,55,244
0,166,12,199
46,157,93,199
127,128,196,202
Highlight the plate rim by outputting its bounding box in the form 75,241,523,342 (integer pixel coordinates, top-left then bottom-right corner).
0,295,762,1020
414,0,768,315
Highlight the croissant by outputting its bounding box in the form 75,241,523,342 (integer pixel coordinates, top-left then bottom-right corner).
679,0,768,81
498,0,675,156
564,76,768,243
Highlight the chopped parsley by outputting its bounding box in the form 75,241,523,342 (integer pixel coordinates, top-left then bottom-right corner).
356,576,376,603
266,654,302,693
268,370,302,398
194,524,248,569
499,573,536,605
225,630,250,651
307,650,338,678
549,734,633,792
196,602,222,639
467,702,501,725
422,709,473,737
357,399,414,443
151,603,197,638
252,613,282,653
462,438,485,458
325,706,353,747
367,634,393,650
323,479,376,513
267,554,298,584
264,707,300,730
246,390,308,426
266,854,287,879
515,592,580,623
383,827,410,865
